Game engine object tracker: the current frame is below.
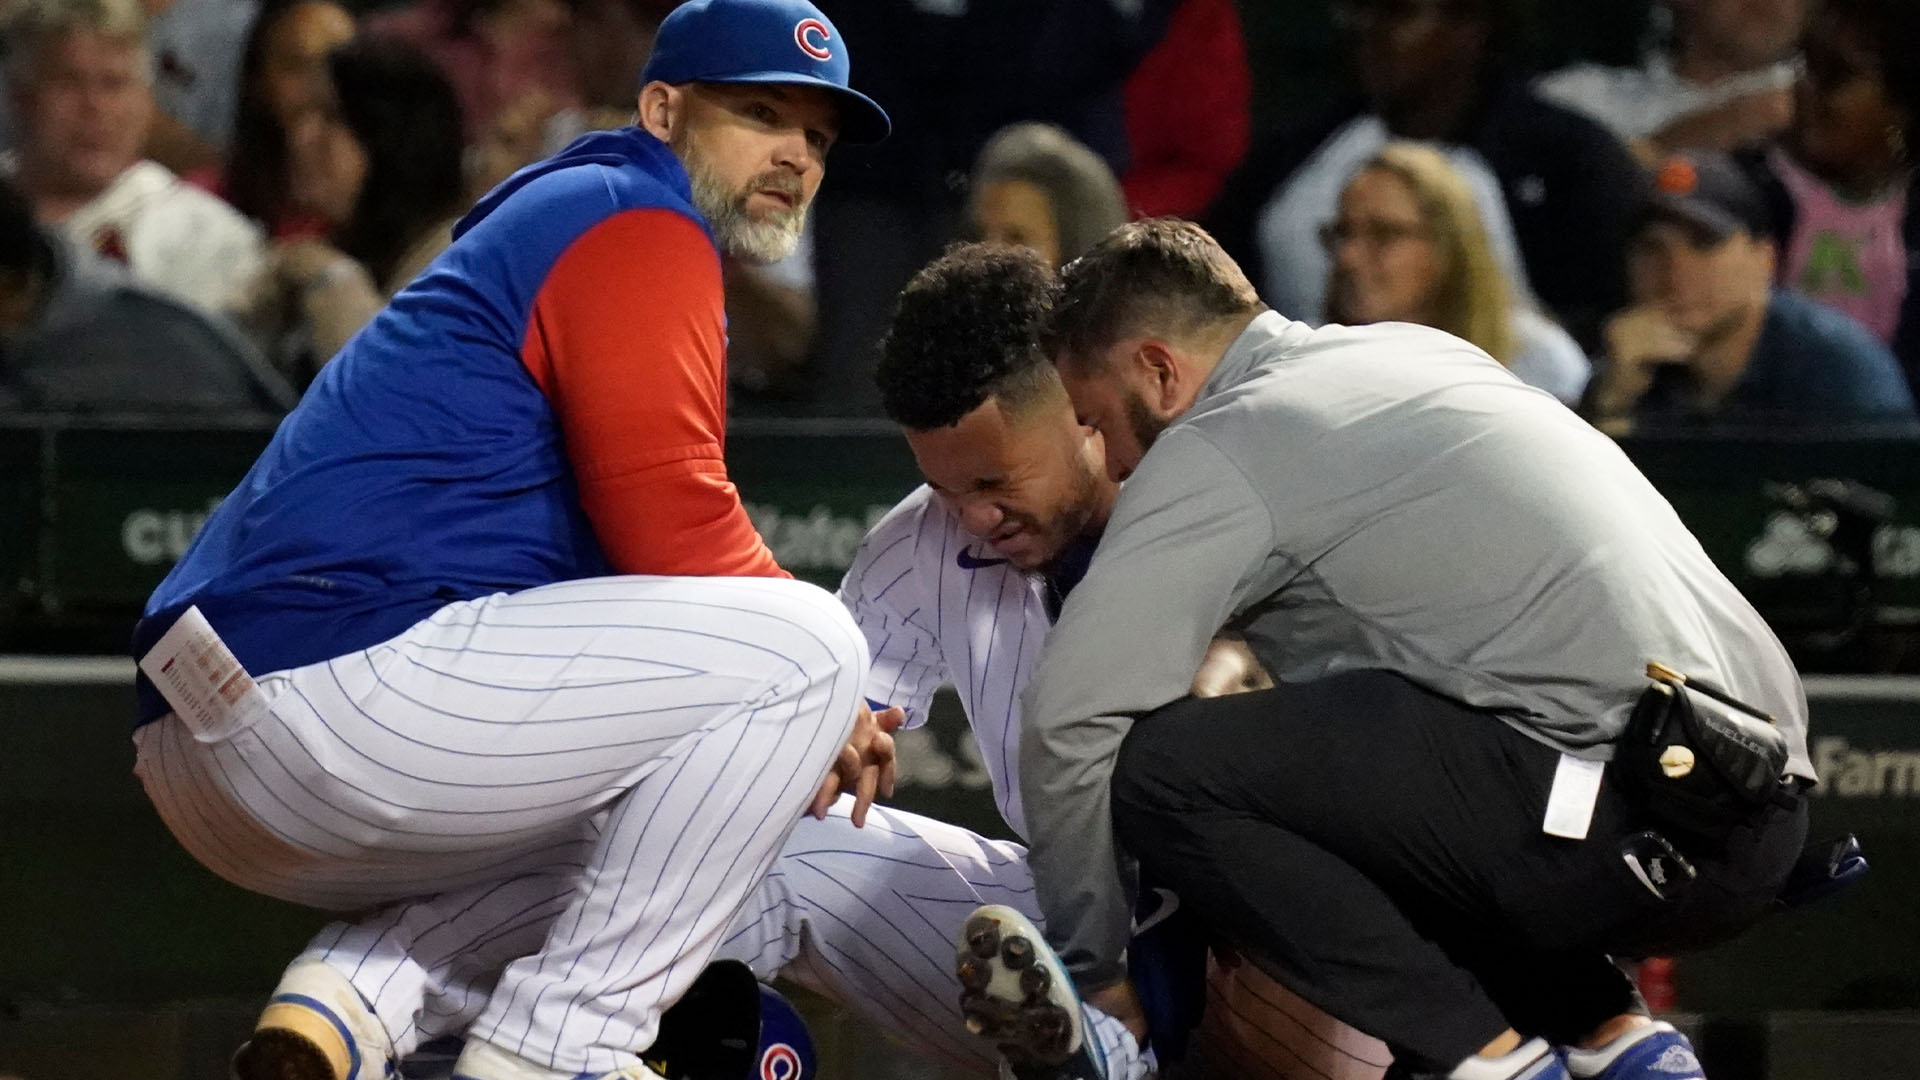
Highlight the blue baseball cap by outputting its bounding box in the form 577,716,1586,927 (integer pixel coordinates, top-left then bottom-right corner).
640,0,891,143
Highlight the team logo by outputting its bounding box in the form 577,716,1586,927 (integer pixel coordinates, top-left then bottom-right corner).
1652,1044,1701,1073
760,1043,804,1080
794,18,832,61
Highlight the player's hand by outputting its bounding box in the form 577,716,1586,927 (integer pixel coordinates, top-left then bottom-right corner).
1191,635,1273,698
811,702,905,827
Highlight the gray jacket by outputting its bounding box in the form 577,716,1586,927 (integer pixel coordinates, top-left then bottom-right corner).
1019,311,1809,987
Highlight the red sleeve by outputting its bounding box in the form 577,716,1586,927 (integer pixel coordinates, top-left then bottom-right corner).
1120,0,1252,219
521,207,788,579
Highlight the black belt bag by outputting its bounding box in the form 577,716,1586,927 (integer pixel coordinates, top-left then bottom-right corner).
1609,662,1793,848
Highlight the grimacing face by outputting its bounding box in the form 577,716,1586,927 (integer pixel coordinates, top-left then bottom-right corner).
669,82,838,264
904,394,1109,572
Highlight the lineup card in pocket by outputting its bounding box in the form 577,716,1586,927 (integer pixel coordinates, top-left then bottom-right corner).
137,606,272,742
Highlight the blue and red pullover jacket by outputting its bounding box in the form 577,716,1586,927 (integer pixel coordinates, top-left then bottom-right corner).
132,128,786,725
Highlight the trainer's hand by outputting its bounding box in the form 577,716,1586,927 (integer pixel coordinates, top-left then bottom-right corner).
1191,635,1274,698
811,702,904,827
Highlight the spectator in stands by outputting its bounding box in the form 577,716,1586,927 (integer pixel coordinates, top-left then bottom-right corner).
366,0,579,190
5,0,263,318
143,0,259,175
0,174,294,414
216,0,355,240
1205,0,1643,351
1587,151,1914,433
538,0,674,154
968,122,1131,269
1119,0,1250,218
241,38,466,386
1744,0,1916,381
1325,142,1590,404
1536,0,1805,162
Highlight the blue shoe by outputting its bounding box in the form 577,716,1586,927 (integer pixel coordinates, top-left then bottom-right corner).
1565,1023,1705,1080
1126,883,1207,1066
956,905,1107,1080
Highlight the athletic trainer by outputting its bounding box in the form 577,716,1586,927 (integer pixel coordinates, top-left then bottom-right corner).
1013,219,1814,1080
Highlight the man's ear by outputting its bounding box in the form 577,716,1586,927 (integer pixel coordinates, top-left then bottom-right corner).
1137,341,1182,411
637,81,683,143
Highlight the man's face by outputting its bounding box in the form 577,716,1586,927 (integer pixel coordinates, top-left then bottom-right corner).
16,31,154,198
904,394,1110,571
670,83,837,264
1627,218,1772,339
1057,347,1175,484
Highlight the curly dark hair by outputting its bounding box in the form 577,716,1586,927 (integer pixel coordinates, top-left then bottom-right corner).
876,243,1061,430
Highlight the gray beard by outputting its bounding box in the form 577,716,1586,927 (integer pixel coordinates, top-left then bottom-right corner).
683,154,807,265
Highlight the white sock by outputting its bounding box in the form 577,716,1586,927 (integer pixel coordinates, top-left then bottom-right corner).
1449,1037,1559,1080
1564,1020,1672,1077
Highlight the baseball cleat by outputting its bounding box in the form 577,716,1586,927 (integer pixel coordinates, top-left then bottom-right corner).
955,905,1105,1080
1564,1022,1706,1080
233,961,393,1080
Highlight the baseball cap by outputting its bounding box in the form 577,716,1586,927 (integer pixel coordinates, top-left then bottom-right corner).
639,0,891,143
1640,152,1775,242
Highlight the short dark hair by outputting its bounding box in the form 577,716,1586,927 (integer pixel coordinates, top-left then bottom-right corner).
1046,218,1263,368
877,243,1060,430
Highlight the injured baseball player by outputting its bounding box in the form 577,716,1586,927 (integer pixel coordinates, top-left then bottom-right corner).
713,242,1389,1080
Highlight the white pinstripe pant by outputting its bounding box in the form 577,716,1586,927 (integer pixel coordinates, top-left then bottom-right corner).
133,575,868,1076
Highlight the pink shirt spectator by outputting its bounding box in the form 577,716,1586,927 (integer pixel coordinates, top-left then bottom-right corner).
364,0,579,142
1771,146,1910,344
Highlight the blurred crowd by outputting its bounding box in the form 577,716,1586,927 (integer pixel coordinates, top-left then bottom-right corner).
0,0,1915,435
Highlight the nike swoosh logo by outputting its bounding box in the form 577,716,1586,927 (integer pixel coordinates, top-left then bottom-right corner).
1134,887,1181,936
956,548,1009,570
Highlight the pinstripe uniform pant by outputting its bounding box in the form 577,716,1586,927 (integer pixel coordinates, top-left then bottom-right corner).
133,575,868,1076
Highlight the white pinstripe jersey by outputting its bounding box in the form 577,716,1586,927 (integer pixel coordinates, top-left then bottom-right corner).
837,485,1056,840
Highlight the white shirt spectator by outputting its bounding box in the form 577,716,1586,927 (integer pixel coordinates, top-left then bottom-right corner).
59,158,263,315
1535,53,1797,144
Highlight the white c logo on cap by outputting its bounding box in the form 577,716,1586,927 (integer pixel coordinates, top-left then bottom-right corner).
795,18,831,61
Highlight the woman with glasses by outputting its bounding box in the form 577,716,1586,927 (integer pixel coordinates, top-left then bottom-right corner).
1204,0,1642,353
1323,142,1590,404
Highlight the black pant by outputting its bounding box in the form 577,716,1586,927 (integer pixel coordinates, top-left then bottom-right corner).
1110,670,1807,1072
